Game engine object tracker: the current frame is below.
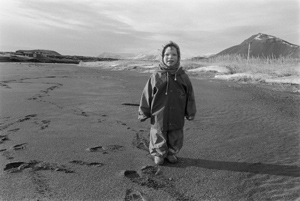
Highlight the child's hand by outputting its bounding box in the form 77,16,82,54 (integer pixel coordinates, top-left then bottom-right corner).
139,117,147,122
186,116,194,121
138,114,148,122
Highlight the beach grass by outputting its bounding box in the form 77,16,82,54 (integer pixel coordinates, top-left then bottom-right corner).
184,55,300,77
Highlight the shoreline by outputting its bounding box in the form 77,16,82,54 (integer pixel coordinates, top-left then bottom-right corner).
2,61,299,93
77,60,300,94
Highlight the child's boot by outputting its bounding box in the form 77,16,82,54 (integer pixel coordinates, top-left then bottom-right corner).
154,156,164,165
166,155,178,163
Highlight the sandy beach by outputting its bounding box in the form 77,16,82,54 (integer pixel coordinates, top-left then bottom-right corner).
0,62,299,201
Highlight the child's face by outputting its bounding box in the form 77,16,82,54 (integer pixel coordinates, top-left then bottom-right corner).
163,46,178,68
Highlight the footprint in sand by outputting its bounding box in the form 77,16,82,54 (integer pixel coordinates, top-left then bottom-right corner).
122,166,192,200
122,103,140,107
4,162,25,171
69,160,104,167
34,120,50,130
0,82,11,89
132,132,149,152
141,165,162,176
0,115,36,132
98,114,108,122
86,144,124,153
72,108,89,117
28,83,62,101
0,116,10,125
117,120,127,126
116,120,133,130
11,143,27,150
124,188,149,201
121,166,166,190
0,135,9,143
8,128,20,132
3,160,74,173
2,151,14,160
19,114,37,122
41,120,50,130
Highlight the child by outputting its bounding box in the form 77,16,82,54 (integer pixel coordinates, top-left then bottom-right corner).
138,41,196,165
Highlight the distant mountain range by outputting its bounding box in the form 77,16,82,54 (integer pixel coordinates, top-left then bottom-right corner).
16,49,61,56
100,33,300,61
4,33,299,63
98,52,134,59
215,33,300,58
0,50,115,64
98,52,160,61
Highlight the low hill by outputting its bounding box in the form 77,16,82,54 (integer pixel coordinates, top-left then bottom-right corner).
0,50,117,64
16,49,61,56
216,33,300,58
98,52,135,60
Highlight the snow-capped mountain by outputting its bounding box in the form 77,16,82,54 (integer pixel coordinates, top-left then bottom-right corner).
216,33,300,58
98,52,160,61
130,53,160,61
98,52,136,60
190,53,216,60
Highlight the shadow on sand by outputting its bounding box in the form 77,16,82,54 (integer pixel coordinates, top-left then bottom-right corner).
167,158,300,177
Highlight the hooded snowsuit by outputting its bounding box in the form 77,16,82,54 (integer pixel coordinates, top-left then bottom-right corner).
138,41,196,157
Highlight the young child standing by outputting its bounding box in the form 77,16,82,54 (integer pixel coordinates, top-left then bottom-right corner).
138,41,196,165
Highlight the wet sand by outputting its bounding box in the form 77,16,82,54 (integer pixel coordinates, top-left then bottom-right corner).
0,63,299,201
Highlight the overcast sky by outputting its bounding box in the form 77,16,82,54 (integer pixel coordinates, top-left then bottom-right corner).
0,0,299,57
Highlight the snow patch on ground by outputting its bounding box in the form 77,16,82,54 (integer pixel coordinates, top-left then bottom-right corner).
187,66,232,74
265,76,300,85
187,65,300,86
79,61,157,73
215,73,268,82
215,73,300,89
79,61,300,90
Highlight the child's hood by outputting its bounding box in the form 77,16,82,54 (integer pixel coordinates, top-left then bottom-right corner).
157,41,184,75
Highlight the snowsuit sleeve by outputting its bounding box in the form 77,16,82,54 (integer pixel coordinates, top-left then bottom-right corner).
185,76,197,120
138,76,153,121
